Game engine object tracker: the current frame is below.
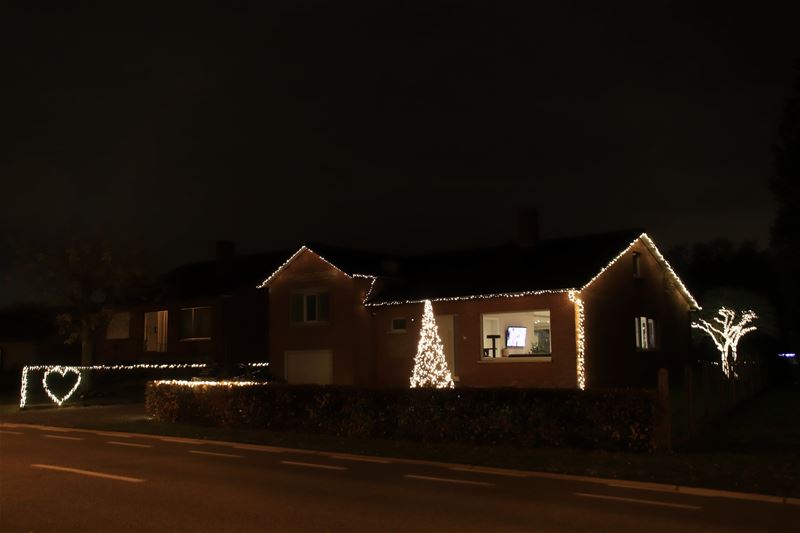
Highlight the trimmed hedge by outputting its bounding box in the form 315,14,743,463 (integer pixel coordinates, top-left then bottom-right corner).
145,383,658,451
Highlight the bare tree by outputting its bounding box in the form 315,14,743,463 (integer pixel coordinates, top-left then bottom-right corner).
14,241,148,368
692,308,758,378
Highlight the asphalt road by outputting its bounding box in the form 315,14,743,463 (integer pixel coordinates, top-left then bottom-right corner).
1,424,797,532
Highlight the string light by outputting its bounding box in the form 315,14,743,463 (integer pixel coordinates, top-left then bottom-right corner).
151,380,269,387
41,366,82,406
257,246,376,289
365,289,571,307
580,233,700,309
410,300,455,389
20,362,268,408
568,291,586,390
692,308,757,378
254,234,698,393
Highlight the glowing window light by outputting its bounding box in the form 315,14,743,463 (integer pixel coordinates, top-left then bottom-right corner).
20,362,268,408
692,308,757,378
410,300,454,389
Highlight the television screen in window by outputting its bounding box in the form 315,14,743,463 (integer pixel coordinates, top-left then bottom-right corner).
506,327,527,348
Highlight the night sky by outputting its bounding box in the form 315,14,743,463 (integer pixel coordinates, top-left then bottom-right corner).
3,1,800,279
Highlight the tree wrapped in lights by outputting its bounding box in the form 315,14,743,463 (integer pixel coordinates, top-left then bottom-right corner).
410,300,454,389
692,307,758,378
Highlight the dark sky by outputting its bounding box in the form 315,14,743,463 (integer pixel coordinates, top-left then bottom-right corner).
3,1,799,276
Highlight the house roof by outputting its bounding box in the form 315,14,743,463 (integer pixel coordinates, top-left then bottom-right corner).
258,230,700,309
162,250,290,299
365,229,646,305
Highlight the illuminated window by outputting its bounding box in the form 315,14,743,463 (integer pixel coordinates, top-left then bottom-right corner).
481,310,551,359
291,291,330,323
180,307,212,340
390,318,407,333
106,312,131,339
635,316,656,350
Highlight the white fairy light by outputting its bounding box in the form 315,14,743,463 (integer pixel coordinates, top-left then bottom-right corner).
365,288,570,307
41,366,83,406
254,234,698,393
568,291,586,390
581,233,700,310
151,380,269,387
19,362,268,408
692,308,757,378
257,246,373,289
410,300,455,389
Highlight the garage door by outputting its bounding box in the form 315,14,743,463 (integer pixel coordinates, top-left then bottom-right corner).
285,350,333,384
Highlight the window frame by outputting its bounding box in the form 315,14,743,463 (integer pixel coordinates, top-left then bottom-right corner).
179,306,212,341
290,290,331,325
389,317,407,333
635,316,657,350
479,309,553,363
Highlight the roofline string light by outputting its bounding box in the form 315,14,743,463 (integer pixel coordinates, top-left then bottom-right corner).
257,234,699,310
579,233,700,309
364,288,572,307
257,246,377,289
255,235,699,391
20,362,268,408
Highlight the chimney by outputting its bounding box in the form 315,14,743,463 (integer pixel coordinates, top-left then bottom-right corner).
517,207,540,248
215,240,235,277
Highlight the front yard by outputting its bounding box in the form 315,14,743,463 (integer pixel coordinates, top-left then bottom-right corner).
2,387,798,498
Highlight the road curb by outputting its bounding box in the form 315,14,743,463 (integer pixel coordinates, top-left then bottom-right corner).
3,421,797,506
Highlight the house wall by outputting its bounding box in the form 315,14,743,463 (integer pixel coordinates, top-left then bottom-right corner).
369,292,578,388
582,238,692,389
267,250,373,385
95,290,268,367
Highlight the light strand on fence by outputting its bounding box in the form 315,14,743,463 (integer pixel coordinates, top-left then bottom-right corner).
19,362,269,408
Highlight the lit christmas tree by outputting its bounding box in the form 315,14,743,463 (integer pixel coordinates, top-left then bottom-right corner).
410,300,455,388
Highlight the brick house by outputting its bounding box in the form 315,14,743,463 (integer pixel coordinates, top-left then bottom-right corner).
95,242,285,370
263,230,700,389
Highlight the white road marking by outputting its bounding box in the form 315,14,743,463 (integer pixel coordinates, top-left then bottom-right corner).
189,450,242,458
607,481,678,493
450,466,528,478
44,434,83,441
107,441,152,448
160,436,203,444
31,464,144,483
329,454,392,464
95,431,133,438
404,474,495,487
0,430,23,435
574,492,701,510
229,443,283,453
281,460,347,471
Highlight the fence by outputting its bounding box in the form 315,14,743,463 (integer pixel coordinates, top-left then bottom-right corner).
660,360,764,446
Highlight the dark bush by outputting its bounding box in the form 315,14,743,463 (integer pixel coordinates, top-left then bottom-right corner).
145,383,658,451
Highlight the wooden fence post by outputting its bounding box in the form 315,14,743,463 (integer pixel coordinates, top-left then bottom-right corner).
655,368,671,451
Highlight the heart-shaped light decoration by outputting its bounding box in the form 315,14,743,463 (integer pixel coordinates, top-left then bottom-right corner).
42,366,82,406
